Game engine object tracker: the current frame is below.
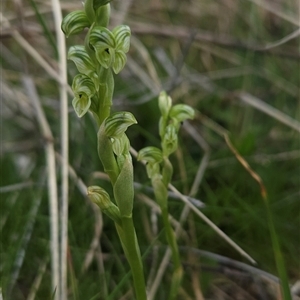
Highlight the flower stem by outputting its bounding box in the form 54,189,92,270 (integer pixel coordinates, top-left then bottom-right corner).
161,207,183,300
116,217,147,300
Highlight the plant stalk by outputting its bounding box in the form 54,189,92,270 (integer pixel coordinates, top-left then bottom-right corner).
161,207,183,300
116,218,147,300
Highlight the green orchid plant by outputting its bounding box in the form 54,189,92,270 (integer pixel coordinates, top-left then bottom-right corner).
138,91,195,300
62,1,147,299
62,1,195,299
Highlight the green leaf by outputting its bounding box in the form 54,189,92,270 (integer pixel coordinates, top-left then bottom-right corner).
61,10,90,37
89,26,116,68
72,74,96,117
113,154,134,217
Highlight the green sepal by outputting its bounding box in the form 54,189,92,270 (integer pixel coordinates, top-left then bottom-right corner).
72,74,96,117
169,104,195,124
158,91,172,119
137,146,163,164
113,154,134,218
113,51,127,74
89,26,116,69
68,45,99,90
61,10,90,37
162,124,178,156
87,186,121,225
114,25,131,53
137,147,163,179
104,111,137,138
112,25,131,73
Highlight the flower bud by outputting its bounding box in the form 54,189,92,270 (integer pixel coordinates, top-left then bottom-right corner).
158,91,172,119
104,111,137,138
111,134,130,157
87,186,121,224
72,74,96,117
61,10,90,38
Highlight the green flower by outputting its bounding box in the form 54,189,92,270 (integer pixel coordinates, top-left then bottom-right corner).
104,111,137,138
137,147,163,178
112,25,131,74
89,26,116,69
68,46,99,90
61,10,90,38
87,186,121,224
162,124,178,156
72,74,96,117
169,104,195,125
89,25,131,73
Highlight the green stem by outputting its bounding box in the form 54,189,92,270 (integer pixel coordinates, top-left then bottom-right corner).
152,176,182,300
161,206,183,300
116,218,147,300
264,196,292,300
97,67,114,124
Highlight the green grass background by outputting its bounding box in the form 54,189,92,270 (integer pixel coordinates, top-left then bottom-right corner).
1,0,299,299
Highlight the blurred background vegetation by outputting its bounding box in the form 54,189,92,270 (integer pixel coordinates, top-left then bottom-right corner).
1,0,299,299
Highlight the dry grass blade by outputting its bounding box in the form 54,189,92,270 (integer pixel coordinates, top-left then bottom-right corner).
263,28,300,50
238,92,300,133
50,0,68,298
168,184,256,265
22,76,60,298
224,134,267,198
244,0,300,26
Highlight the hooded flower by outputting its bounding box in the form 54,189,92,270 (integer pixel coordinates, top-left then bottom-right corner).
72,74,96,117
